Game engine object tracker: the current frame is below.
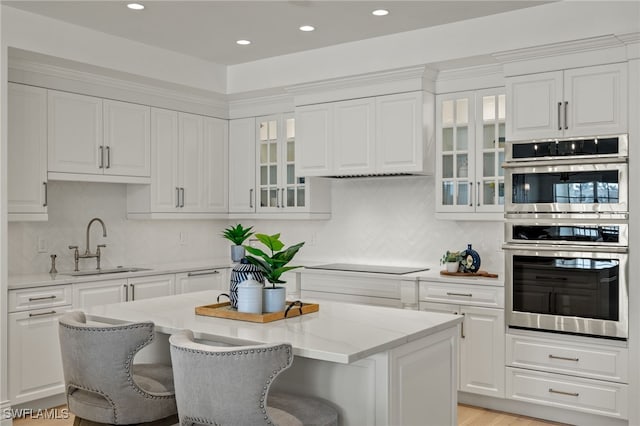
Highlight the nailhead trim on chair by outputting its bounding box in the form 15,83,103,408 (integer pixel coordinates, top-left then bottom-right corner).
61,321,175,424
172,344,293,425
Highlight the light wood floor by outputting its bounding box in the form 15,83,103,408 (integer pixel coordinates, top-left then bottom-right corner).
11,404,566,426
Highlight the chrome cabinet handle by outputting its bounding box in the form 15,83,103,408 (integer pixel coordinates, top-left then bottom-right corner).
549,388,579,397
460,312,466,339
180,188,185,207
447,292,473,297
130,284,135,301
249,188,254,208
124,284,129,302
548,354,579,362
106,146,111,168
188,270,220,277
43,182,48,207
280,188,285,208
29,310,57,317
99,146,104,168
468,182,473,207
564,101,569,130
476,181,480,207
558,102,562,130
176,187,180,208
29,295,56,301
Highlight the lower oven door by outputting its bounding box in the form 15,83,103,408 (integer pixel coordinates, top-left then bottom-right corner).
505,244,628,339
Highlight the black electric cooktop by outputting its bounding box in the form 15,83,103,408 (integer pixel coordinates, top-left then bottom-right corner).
306,263,429,275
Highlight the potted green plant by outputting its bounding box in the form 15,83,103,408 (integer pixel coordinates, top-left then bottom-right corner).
222,224,254,262
244,233,304,313
441,250,461,273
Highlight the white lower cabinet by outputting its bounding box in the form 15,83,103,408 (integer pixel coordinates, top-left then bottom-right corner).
176,268,228,294
506,332,629,419
127,274,175,301
73,278,127,309
8,285,72,404
419,280,505,398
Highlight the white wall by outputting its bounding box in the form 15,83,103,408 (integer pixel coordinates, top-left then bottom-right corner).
9,178,503,276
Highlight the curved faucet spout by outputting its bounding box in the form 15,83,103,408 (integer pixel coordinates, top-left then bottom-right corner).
85,217,107,255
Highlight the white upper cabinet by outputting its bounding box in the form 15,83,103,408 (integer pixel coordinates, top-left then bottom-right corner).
48,90,103,175
506,63,627,140
8,83,48,220
127,108,228,217
376,92,424,174
229,118,256,213
435,89,505,220
296,91,431,177
334,98,375,175
103,99,151,177
48,89,151,182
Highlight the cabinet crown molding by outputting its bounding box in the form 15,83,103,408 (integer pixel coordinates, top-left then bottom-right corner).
9,57,228,118
493,35,624,64
286,66,437,106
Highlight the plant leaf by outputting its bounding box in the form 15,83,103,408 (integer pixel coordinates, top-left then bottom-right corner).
255,233,284,253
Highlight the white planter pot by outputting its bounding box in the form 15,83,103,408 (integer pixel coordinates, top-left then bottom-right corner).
446,262,459,273
230,245,245,263
262,286,286,313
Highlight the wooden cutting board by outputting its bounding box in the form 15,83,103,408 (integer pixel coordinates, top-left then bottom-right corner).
440,270,499,278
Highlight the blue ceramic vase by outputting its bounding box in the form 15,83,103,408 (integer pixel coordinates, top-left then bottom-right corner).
229,259,265,309
460,244,481,273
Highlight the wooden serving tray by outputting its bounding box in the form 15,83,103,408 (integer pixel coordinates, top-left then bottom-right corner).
440,270,499,278
195,301,319,323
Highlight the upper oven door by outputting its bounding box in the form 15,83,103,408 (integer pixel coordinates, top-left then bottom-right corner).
504,160,628,214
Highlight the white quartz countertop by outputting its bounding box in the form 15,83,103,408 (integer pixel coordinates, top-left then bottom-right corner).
8,259,232,290
86,290,462,364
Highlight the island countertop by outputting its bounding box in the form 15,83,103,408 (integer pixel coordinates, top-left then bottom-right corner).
86,290,462,364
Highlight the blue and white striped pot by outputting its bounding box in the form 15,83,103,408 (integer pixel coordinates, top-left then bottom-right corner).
229,260,265,309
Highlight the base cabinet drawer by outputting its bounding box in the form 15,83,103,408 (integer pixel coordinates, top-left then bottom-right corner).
507,334,628,383
506,367,628,419
9,285,72,312
419,281,504,308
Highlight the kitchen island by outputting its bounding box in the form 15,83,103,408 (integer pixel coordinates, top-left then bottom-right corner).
86,290,462,426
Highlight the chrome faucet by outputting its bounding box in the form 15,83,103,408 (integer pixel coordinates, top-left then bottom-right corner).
69,217,108,271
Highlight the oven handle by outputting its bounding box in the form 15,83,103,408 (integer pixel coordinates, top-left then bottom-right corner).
502,156,628,168
502,243,628,254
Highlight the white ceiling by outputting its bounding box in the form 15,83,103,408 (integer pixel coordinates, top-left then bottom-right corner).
3,1,553,65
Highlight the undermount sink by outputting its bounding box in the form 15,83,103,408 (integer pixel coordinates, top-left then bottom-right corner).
63,267,152,277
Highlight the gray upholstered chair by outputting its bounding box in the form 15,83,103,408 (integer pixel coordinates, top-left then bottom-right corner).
169,330,338,426
58,311,178,425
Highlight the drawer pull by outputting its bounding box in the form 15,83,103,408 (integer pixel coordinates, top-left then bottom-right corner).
549,388,579,397
446,292,473,297
29,310,57,317
188,270,220,277
28,295,57,301
549,354,579,362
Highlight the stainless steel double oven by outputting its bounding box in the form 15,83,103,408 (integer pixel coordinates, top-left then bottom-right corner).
503,134,628,340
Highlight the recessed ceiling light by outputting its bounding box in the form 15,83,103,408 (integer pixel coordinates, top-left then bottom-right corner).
236,40,251,46
127,3,145,10
299,25,315,32
372,9,389,16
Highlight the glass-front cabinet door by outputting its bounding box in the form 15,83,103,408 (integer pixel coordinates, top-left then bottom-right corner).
256,114,306,212
436,88,505,219
475,89,505,214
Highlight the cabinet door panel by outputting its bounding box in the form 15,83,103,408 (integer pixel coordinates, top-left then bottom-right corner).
8,83,48,215
129,275,175,301
179,113,205,211
48,90,103,174
376,92,423,173
229,118,256,213
295,105,332,176
176,270,226,293
506,71,563,140
9,309,69,404
564,63,628,137
103,100,151,177
459,306,505,397
334,98,376,175
203,117,229,212
73,280,126,309
150,108,180,212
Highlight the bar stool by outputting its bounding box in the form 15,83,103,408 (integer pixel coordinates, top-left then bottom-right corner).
58,311,178,425
169,330,339,426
